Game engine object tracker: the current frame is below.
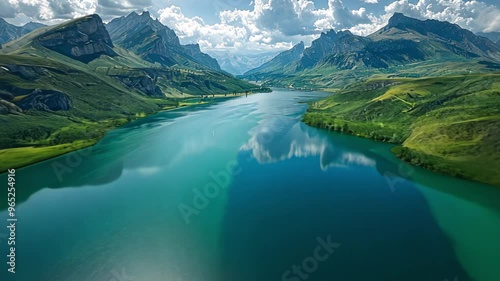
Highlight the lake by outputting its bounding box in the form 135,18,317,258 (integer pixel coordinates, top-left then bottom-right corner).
0,89,499,281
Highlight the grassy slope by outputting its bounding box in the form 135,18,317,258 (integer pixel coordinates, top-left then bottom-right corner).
0,35,267,171
257,57,500,90
303,73,500,186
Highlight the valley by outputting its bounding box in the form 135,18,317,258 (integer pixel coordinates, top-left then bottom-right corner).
0,13,268,171
0,7,500,281
239,13,500,187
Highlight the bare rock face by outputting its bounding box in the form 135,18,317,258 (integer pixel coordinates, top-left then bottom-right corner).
0,99,22,114
4,64,47,80
183,43,221,71
17,89,72,111
38,14,116,63
111,70,164,98
106,12,221,71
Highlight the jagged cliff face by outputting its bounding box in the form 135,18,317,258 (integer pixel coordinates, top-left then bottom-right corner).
107,12,180,49
183,44,221,71
298,30,341,69
106,12,221,71
37,14,116,63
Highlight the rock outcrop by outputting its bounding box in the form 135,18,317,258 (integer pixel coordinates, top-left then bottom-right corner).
17,89,72,111
0,99,22,114
112,72,164,98
4,64,47,80
37,14,116,63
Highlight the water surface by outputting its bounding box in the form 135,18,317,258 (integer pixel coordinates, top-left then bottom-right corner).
1,90,499,281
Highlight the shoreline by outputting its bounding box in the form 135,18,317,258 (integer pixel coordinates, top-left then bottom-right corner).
0,90,270,174
302,118,500,188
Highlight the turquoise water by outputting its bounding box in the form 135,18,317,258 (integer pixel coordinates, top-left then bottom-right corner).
0,90,499,281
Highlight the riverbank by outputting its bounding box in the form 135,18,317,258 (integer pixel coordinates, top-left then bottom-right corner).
302,74,500,187
0,90,270,173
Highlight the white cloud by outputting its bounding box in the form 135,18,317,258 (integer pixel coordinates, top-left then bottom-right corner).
1,0,500,53
158,3,314,54
384,0,500,32
1,0,152,24
157,0,377,53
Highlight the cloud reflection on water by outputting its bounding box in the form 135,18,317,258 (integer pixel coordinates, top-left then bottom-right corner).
240,115,376,171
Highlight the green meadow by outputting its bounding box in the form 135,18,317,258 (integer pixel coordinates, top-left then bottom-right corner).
303,73,500,186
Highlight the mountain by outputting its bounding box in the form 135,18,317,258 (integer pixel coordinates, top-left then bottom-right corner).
315,13,500,69
477,32,500,46
207,51,280,75
371,13,500,60
38,14,116,63
244,13,500,88
244,42,304,79
295,13,500,186
183,43,220,71
297,31,370,70
0,18,45,45
106,11,221,71
0,13,266,171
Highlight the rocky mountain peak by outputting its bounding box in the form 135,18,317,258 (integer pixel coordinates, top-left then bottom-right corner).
320,29,337,39
184,43,201,52
107,12,220,70
292,41,305,53
338,30,353,36
37,14,116,63
382,12,500,58
386,13,425,30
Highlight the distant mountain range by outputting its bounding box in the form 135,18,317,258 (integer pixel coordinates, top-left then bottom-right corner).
477,32,500,47
243,42,304,77
207,51,280,75
243,13,500,87
0,18,46,45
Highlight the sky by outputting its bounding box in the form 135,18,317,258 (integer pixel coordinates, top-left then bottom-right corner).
1,0,500,54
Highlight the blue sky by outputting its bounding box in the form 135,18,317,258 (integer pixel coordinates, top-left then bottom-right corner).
2,0,500,54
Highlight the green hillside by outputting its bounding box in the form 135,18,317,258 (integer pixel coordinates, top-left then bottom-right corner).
303,74,500,186
0,14,268,171
244,13,500,90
